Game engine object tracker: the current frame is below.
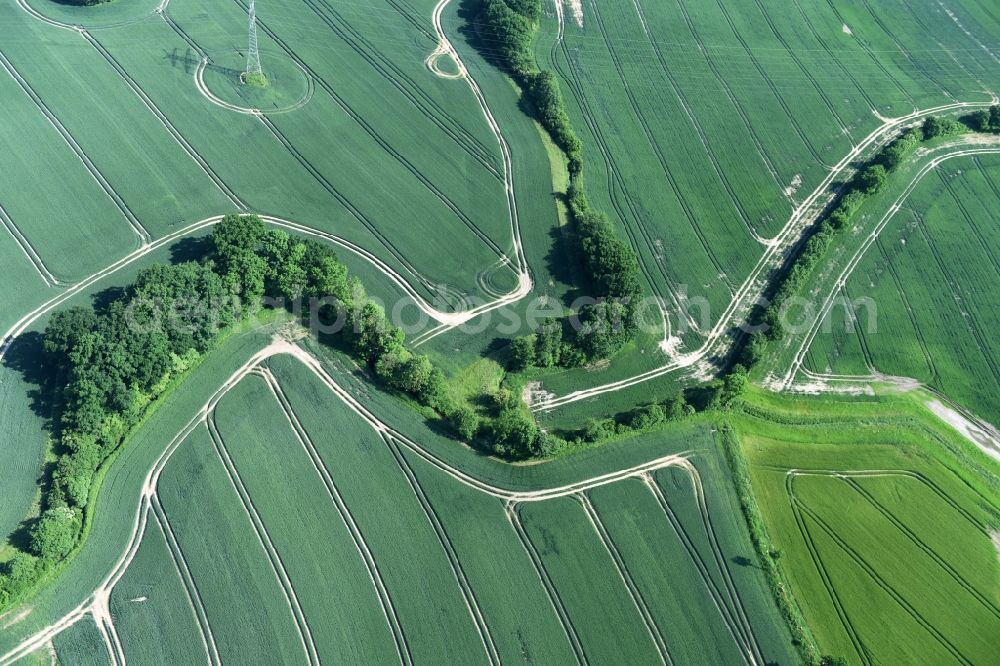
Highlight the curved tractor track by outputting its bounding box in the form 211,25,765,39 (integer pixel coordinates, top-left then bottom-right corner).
0,340,701,665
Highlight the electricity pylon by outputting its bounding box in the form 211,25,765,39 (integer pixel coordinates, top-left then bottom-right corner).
246,0,262,78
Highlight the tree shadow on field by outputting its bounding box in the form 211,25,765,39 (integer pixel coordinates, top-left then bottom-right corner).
170,235,214,265
731,555,762,572
91,286,124,316
455,0,501,70
2,332,59,428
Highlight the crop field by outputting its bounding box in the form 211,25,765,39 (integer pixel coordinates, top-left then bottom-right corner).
51,616,110,666
12,350,793,664
536,0,1000,351
0,0,532,320
2,0,1000,662
734,409,1000,665
804,153,1000,423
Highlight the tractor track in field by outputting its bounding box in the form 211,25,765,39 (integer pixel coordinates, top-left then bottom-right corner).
745,0,858,144
857,0,957,101
256,367,413,666
627,0,772,244
1,340,695,663
536,8,998,412
81,30,246,211
588,0,753,276
148,494,221,666
506,503,589,666
897,0,995,93
566,6,737,297
254,113,440,291
642,473,761,666
0,48,150,245
871,240,940,381
842,477,1000,621
159,11,468,294
788,0,882,114
301,0,502,179
680,453,767,664
0,201,60,287
910,205,1000,387
762,142,1000,390
785,481,875,665
937,168,1000,276
577,493,672,665
205,411,321,666
695,0,835,170
816,0,919,107
661,0,794,206
550,7,706,333
227,0,516,269
791,491,975,665
383,437,502,666
781,467,1000,664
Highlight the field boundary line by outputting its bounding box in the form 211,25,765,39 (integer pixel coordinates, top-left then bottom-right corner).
577,493,671,665
205,412,321,666
255,367,413,666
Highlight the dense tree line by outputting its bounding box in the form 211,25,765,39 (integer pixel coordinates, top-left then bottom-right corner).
967,104,1000,133
477,0,582,171
740,113,972,368
508,185,643,370
474,0,645,369
0,214,452,606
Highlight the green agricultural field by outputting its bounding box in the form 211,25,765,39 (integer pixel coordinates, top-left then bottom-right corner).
804,154,1000,424
535,0,1000,358
7,350,794,664
733,392,1000,665
2,0,1000,662
51,616,111,666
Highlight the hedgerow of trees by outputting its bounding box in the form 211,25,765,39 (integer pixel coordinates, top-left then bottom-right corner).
475,0,644,368
0,215,452,606
739,112,976,368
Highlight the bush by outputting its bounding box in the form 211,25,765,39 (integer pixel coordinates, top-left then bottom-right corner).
583,418,616,442
855,164,887,194
526,71,581,163
478,0,538,78
30,508,80,563
629,403,665,430
446,404,480,441
490,406,539,458
922,115,964,139
508,335,536,370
